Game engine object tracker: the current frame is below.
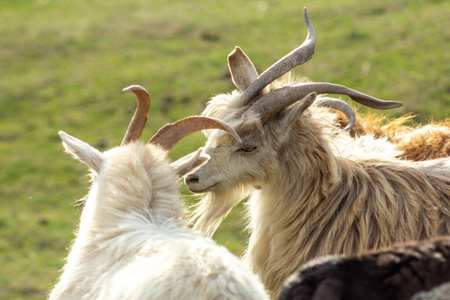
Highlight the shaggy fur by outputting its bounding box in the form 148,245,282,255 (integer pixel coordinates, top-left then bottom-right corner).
186,82,450,298
338,112,450,161
279,236,450,300
49,133,269,300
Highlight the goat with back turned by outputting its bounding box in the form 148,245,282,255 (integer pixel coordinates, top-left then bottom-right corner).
50,85,269,300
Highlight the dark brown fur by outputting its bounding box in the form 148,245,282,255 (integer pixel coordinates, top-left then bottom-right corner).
280,236,450,300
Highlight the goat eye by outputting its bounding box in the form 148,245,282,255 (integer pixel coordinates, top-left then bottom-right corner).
241,145,257,153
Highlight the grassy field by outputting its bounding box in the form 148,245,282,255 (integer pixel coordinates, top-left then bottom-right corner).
0,0,448,298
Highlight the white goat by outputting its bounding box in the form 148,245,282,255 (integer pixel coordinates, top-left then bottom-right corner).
49,85,269,300
184,9,450,298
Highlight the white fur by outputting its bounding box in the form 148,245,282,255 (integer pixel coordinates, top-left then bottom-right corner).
50,131,269,300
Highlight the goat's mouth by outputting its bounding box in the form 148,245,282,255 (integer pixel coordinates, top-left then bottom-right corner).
184,173,216,193
186,183,218,194
187,186,215,194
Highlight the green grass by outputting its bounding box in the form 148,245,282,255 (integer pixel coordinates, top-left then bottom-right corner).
0,0,448,298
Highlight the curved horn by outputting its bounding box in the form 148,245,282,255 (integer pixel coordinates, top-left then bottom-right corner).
251,82,401,123
315,97,356,131
121,85,151,145
302,82,403,109
228,46,259,91
239,7,316,107
252,90,318,124
149,116,242,151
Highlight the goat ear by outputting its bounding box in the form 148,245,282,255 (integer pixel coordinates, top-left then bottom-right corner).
228,47,258,91
278,92,317,132
59,131,103,173
170,148,210,179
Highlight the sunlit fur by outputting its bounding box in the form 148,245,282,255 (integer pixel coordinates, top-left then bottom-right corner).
339,112,450,161
188,78,450,298
50,136,269,300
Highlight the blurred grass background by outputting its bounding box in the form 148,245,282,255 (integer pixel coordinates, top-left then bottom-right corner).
0,0,448,298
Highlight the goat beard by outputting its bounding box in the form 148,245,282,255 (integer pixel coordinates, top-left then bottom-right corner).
190,185,252,238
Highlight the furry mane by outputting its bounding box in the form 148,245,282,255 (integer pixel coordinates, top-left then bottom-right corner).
187,79,450,297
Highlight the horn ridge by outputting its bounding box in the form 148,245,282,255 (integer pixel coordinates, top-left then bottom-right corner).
121,85,151,146
239,8,316,107
250,82,401,123
149,116,242,151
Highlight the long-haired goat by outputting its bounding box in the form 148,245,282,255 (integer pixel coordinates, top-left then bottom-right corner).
49,85,269,300
279,235,450,300
184,9,450,298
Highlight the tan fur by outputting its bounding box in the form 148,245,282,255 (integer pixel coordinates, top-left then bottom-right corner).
187,80,450,298
337,112,450,161
282,75,449,162
243,113,450,297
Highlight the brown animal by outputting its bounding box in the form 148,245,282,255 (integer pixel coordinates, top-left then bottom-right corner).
279,236,450,300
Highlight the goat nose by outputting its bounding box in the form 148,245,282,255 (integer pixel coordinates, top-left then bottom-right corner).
185,174,199,185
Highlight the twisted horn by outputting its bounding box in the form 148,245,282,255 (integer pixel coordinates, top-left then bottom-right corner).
228,46,259,91
149,116,242,151
315,97,356,131
239,7,315,107
303,82,402,109
251,82,401,124
121,85,151,145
